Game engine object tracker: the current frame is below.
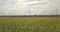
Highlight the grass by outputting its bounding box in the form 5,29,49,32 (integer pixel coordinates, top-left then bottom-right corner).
0,16,60,32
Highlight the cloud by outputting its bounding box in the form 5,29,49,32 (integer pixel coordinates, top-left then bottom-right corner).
0,0,59,16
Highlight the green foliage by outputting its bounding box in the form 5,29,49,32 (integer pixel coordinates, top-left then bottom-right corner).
0,17,60,32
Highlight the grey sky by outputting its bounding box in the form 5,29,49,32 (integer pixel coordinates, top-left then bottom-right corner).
0,0,60,16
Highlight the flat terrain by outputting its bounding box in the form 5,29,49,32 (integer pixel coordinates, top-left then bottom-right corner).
0,16,60,32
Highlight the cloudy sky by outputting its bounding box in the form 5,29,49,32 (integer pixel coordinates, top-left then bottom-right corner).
0,0,60,16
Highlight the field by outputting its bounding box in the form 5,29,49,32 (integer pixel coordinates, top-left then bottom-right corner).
0,16,60,32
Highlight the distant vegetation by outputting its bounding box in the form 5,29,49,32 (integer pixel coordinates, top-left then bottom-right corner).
0,17,60,32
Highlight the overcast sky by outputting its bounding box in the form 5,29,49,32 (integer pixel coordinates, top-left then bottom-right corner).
0,0,60,16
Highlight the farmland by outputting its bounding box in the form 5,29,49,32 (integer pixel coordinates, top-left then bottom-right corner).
0,16,60,32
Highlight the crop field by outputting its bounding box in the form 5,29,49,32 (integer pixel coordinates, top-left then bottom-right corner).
0,16,60,32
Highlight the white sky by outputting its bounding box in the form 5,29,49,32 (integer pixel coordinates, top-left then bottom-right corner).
0,0,60,16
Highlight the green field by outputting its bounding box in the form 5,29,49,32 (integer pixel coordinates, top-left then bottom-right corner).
0,16,60,32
